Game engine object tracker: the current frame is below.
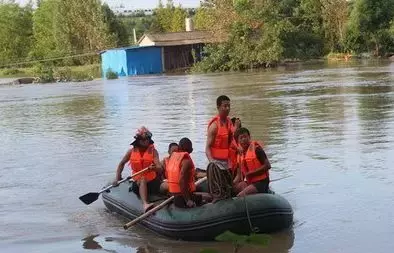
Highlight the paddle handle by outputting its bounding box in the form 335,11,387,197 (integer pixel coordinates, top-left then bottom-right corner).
98,176,130,194
123,176,207,230
123,196,175,229
99,167,151,194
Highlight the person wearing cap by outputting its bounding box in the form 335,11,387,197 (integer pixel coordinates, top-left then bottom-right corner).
113,126,163,212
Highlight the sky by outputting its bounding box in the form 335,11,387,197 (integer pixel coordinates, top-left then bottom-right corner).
14,0,201,9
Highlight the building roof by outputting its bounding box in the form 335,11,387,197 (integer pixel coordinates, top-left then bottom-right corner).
137,31,221,47
99,45,158,54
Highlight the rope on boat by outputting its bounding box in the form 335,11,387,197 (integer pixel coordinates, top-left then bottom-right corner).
206,162,233,200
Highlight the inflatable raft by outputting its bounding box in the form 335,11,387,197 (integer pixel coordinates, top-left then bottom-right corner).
102,180,293,241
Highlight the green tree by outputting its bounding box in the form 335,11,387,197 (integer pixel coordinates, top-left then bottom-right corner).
171,7,187,31
30,0,116,65
194,6,215,30
30,0,64,63
0,1,33,65
192,0,298,71
155,1,174,32
102,3,129,47
320,0,348,52
345,0,394,56
151,0,187,32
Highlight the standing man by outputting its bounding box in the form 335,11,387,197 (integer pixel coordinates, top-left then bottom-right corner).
205,95,238,201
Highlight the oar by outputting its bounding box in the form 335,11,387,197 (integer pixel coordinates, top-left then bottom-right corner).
79,167,150,205
123,176,208,230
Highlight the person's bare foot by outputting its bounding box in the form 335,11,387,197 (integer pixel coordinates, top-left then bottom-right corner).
143,203,155,213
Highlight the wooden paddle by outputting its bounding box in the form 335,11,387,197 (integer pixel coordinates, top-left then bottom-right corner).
79,167,150,205
123,176,208,230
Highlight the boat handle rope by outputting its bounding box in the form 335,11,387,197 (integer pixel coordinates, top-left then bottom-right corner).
243,195,259,233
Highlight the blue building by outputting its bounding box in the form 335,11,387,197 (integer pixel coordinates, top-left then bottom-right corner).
100,29,217,78
100,46,163,78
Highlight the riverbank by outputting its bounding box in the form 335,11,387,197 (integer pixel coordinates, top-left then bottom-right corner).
1,54,392,85
0,64,101,84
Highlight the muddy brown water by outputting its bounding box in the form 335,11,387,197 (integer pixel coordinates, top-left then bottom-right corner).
1,61,393,253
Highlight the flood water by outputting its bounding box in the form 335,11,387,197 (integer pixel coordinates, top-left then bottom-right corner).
1,60,393,253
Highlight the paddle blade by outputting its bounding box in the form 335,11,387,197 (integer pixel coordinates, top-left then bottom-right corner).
79,192,100,205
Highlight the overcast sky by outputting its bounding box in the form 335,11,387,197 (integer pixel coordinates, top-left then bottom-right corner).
14,0,201,9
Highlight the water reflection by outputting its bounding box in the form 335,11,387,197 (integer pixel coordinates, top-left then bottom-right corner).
135,245,159,253
101,228,294,253
356,78,394,181
82,234,117,252
49,96,106,137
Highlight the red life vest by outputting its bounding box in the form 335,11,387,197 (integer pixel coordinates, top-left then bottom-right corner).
207,115,232,160
167,152,196,194
240,141,269,184
129,144,157,182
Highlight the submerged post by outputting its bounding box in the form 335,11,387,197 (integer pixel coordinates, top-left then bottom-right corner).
133,29,137,44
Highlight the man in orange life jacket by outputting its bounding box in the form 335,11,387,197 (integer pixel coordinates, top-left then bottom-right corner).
205,95,239,201
161,143,179,179
206,95,233,166
167,138,204,208
113,127,163,212
159,142,179,193
235,127,271,196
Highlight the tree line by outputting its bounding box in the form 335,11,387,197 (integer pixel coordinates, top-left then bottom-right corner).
0,0,189,68
1,0,394,73
192,0,394,72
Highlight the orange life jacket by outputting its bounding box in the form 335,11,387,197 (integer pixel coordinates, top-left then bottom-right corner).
207,115,232,160
228,139,239,173
129,144,157,182
163,156,170,179
240,141,269,184
167,152,196,194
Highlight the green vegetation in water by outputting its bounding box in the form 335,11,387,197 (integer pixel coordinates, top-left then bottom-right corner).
0,67,34,78
105,69,118,79
200,231,271,253
0,65,101,83
33,64,101,83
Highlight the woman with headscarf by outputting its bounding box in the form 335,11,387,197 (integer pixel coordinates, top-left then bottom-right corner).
113,126,163,212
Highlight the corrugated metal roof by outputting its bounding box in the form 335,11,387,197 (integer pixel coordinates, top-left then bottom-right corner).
146,31,212,42
99,45,159,54
137,31,222,46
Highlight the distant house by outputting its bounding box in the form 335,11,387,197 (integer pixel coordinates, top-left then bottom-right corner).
100,46,163,78
100,18,219,78
137,30,213,72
